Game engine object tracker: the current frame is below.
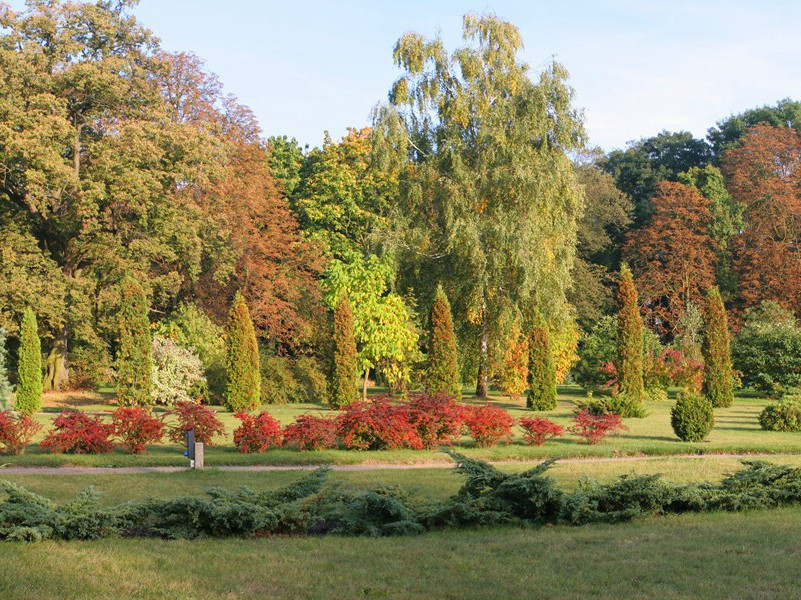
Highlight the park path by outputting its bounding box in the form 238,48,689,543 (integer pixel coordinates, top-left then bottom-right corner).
0,452,793,475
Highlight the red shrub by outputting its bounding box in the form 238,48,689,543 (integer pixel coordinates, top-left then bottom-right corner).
336,398,422,450
0,411,41,455
569,409,626,444
519,417,564,446
282,414,338,451
405,393,464,448
41,411,114,454
461,404,514,447
166,401,226,446
233,412,283,453
111,407,165,454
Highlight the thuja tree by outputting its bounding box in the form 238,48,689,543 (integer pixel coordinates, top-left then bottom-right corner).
702,286,734,407
426,285,460,397
117,279,153,407
616,264,645,403
224,292,261,412
528,309,557,410
330,294,358,408
0,329,11,410
16,308,42,415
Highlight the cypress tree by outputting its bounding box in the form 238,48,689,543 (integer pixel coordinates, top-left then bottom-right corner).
330,294,358,408
224,291,261,412
702,286,734,407
0,329,12,410
617,263,645,403
16,308,42,415
116,278,153,406
426,285,460,397
527,308,557,410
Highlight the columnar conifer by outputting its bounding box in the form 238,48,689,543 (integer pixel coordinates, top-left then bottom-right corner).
527,309,557,410
224,292,261,412
16,309,42,414
426,285,460,397
702,286,734,407
117,278,153,406
330,294,358,408
0,329,12,410
617,264,645,403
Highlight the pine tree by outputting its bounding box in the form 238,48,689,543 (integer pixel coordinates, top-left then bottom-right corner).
224,291,261,412
426,285,460,397
702,286,734,407
330,294,358,408
0,329,12,410
617,263,645,403
16,308,42,415
527,309,557,410
116,278,153,406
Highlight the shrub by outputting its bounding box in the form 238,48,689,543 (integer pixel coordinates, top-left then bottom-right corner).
519,417,564,446
330,294,359,408
461,404,515,447
69,342,114,391
41,411,114,454
224,292,261,412
670,392,715,442
604,392,648,418
527,308,556,410
151,336,206,405
293,356,328,404
0,411,41,455
703,287,734,406
116,278,152,407
16,308,42,415
111,407,164,454
569,410,626,444
0,329,12,410
166,401,225,446
233,412,284,453
617,264,645,403
426,285,460,397
336,398,422,450
282,414,338,450
759,397,801,432
406,393,464,449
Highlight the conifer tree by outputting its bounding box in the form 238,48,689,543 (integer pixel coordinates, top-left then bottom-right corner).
527,309,557,410
617,263,645,403
117,279,153,406
426,285,460,397
16,308,42,415
702,286,734,407
224,292,261,412
330,294,358,408
0,329,12,410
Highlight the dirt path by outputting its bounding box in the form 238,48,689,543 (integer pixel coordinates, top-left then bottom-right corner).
0,452,793,475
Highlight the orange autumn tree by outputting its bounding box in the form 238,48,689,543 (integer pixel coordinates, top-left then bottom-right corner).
624,181,719,334
724,125,801,316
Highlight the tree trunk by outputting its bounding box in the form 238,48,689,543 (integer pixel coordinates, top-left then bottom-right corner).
43,330,69,391
362,369,370,401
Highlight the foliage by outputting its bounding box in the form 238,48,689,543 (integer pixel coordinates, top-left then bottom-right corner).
703,287,734,407
670,392,714,442
233,412,284,453
708,98,801,156
569,410,626,444
759,397,801,432
40,412,114,455
0,330,12,410
15,309,42,415
330,294,359,408
616,264,645,404
335,398,422,451
405,393,464,449
111,407,165,455
519,417,564,446
224,293,261,412
0,412,41,455
116,279,153,407
151,336,206,406
166,401,226,447
426,286,460,397
527,309,557,410
260,352,329,405
499,322,528,400
282,415,338,451
266,135,305,200
573,316,618,391
603,393,649,418
461,404,515,448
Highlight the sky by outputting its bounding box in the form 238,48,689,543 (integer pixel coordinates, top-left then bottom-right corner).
9,0,801,150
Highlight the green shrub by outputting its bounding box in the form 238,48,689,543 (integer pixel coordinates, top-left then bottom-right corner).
0,329,12,410
69,342,114,390
527,308,556,410
644,387,669,403
425,285,460,397
260,351,299,404
116,279,152,407
759,397,801,432
224,292,261,412
605,393,648,418
573,316,617,392
670,392,714,442
293,356,328,403
15,309,42,415
151,336,206,405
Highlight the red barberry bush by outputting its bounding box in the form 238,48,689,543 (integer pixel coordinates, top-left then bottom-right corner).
166,401,226,446
569,409,626,444
282,414,338,450
336,398,422,450
0,411,42,455
519,417,564,446
111,407,165,454
41,411,114,454
406,393,464,448
233,412,283,453
461,404,515,447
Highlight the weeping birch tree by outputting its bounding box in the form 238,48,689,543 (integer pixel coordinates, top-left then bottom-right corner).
374,14,585,396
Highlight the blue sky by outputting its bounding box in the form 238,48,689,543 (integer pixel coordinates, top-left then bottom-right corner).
10,0,801,150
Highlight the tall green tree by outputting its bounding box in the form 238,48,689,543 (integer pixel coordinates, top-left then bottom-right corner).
375,14,585,397
527,309,557,411
330,294,359,408
426,285,460,397
702,287,734,407
707,98,801,158
224,292,261,412
267,135,306,201
0,329,11,410
15,308,42,415
616,264,645,403
116,279,152,407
